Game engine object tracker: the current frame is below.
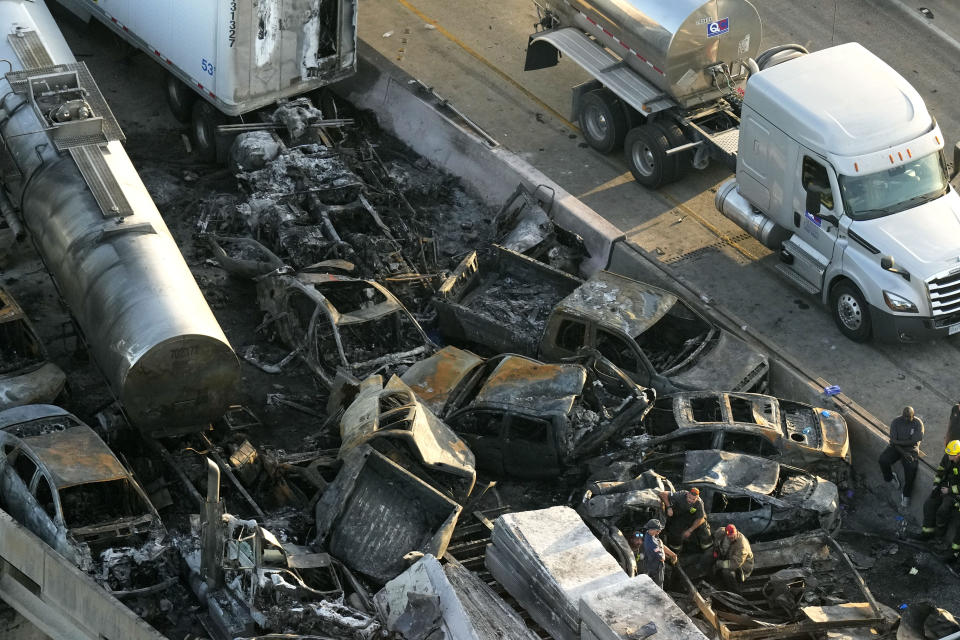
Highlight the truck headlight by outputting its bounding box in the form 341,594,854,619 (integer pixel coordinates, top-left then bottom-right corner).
882,290,918,313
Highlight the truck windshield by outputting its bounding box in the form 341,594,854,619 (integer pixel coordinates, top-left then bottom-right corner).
838,152,948,221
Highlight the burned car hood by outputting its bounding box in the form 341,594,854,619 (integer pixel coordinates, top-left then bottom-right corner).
339,375,476,490
668,331,768,392
682,450,779,494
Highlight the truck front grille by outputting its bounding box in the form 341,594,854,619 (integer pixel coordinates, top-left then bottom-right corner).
926,268,960,316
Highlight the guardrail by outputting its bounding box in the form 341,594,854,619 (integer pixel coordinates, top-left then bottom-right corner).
0,509,166,640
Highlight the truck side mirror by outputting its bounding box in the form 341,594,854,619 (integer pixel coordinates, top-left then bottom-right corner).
881,255,911,281
805,189,822,216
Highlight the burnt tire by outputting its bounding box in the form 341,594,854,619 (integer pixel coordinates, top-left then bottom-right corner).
165,73,197,123
190,100,225,163
578,89,627,154
830,280,871,342
624,123,679,189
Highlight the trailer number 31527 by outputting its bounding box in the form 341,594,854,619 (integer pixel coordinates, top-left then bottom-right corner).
201,59,215,76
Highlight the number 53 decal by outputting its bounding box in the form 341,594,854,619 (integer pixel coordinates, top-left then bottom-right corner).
201,58,215,75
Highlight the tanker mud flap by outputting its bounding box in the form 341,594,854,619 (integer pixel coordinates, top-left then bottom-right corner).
524,34,560,71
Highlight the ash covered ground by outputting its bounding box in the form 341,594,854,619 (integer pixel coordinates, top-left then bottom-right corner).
0,8,958,639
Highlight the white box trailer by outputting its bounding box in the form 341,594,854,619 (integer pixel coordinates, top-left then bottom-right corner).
53,0,357,158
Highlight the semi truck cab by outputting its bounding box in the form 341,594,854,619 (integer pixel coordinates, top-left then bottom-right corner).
717,42,960,342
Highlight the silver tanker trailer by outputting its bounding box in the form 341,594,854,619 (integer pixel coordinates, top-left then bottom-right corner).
0,0,239,433
525,0,805,188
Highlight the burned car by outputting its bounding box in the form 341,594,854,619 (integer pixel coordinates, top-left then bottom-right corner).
433,246,769,395
0,405,166,577
0,287,66,409
402,347,653,479
610,391,851,482
633,450,839,540
338,374,476,500
576,469,674,576
256,270,433,385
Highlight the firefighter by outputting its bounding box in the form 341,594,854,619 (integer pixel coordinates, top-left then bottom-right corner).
629,519,677,588
712,524,754,592
920,440,960,544
658,487,712,552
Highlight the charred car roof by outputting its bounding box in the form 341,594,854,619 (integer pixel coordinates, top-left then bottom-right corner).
556,271,676,338
470,355,587,416
401,346,485,416
681,450,780,495
0,405,130,488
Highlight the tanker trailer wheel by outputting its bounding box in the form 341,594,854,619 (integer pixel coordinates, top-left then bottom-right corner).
165,73,197,123
191,100,226,163
578,89,627,153
661,122,690,179
624,123,678,189
830,280,872,342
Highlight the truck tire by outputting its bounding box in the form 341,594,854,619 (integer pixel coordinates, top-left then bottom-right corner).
624,123,678,189
191,100,225,163
578,89,627,154
165,74,197,123
661,121,689,179
830,281,872,342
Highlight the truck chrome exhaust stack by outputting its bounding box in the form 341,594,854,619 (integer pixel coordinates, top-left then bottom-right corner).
715,179,791,250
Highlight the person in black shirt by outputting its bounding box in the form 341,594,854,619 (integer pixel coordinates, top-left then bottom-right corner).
658,487,712,551
879,406,924,507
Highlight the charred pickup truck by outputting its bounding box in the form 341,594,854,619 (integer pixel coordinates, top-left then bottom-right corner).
401,346,654,479
433,246,768,394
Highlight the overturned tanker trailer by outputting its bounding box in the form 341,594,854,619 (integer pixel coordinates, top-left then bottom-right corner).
0,1,239,434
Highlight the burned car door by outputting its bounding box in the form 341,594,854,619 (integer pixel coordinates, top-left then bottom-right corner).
447,408,505,476
0,446,61,550
593,327,656,390
503,414,561,479
547,315,593,360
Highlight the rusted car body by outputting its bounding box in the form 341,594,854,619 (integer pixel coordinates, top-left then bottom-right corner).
0,288,66,410
634,450,839,540
257,270,432,386
612,391,850,482
402,347,654,479
0,405,164,572
339,374,476,500
542,271,769,394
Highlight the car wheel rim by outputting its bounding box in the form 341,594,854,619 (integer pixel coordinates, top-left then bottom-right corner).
584,105,608,141
837,293,862,331
631,142,655,177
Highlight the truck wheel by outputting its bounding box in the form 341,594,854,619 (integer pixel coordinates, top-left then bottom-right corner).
578,89,627,154
830,281,872,342
191,100,225,163
624,123,678,188
661,122,689,179
165,74,197,123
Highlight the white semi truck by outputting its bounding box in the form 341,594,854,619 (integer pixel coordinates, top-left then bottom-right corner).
53,0,357,160
525,0,960,342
